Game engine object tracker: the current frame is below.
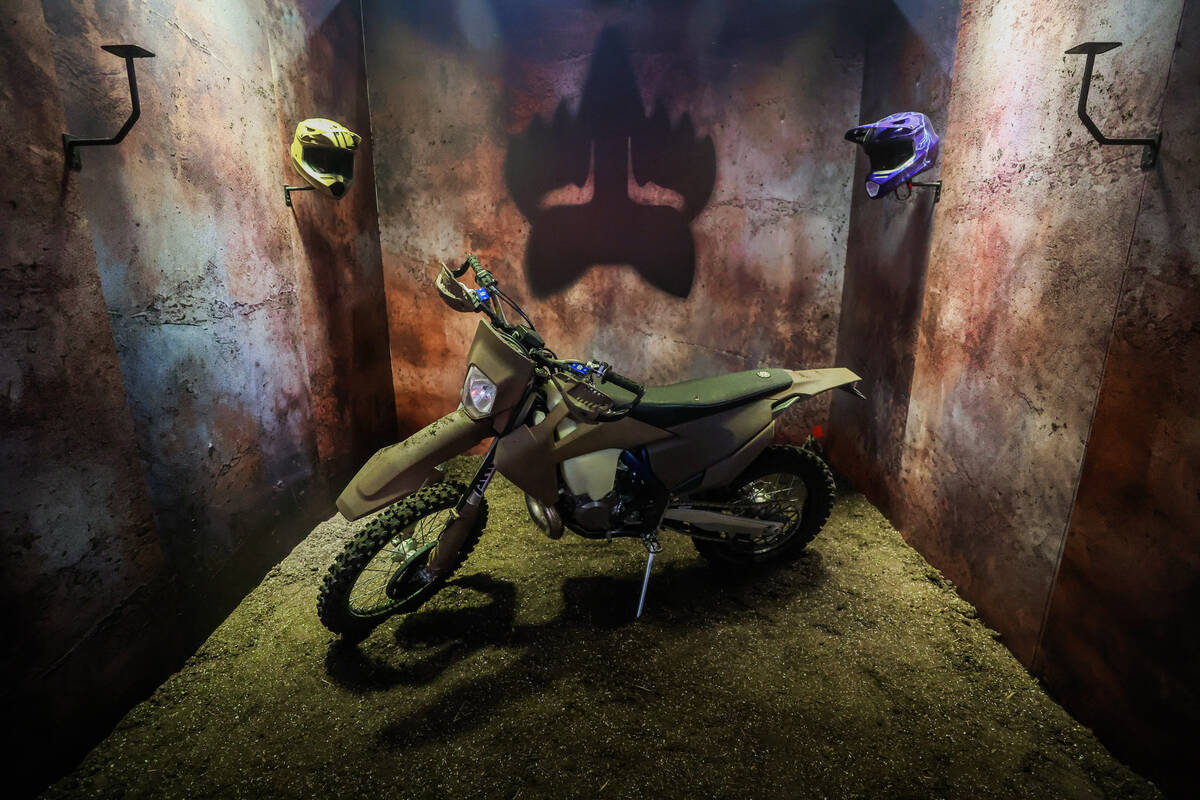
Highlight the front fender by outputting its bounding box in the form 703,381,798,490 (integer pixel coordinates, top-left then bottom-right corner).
336,408,492,520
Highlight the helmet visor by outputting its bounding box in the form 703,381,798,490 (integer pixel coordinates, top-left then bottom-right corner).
867,140,914,173
303,145,354,180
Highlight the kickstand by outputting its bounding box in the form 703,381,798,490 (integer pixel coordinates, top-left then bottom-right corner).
635,531,662,619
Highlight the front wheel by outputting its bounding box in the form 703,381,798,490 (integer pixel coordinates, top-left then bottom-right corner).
692,445,835,566
317,481,488,639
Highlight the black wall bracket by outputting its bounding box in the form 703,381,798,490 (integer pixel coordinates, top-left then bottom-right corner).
896,180,942,203
1064,42,1160,170
63,44,155,172
910,180,942,203
283,185,314,207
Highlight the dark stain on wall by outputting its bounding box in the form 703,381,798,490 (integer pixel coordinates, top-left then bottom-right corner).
1035,2,1200,795
505,25,716,297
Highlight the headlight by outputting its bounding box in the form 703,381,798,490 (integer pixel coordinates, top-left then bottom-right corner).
462,365,497,418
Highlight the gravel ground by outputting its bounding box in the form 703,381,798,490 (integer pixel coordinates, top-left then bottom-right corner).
43,457,1161,800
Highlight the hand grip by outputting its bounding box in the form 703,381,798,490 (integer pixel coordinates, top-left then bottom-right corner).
606,370,644,396
452,254,482,278
451,257,471,278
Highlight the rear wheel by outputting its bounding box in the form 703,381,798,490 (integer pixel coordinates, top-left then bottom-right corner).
317,481,487,639
691,445,834,566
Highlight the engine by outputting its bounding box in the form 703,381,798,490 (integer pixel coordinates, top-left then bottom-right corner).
557,449,665,539
525,383,666,539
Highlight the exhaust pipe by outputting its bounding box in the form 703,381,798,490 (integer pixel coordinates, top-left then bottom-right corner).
525,493,564,539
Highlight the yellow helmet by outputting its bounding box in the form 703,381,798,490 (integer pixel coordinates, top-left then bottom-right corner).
290,118,361,199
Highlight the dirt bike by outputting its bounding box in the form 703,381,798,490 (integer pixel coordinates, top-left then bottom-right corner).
317,254,863,638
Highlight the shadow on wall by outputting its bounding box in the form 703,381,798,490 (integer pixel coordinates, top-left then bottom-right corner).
503,26,716,298
827,0,958,521
289,0,398,483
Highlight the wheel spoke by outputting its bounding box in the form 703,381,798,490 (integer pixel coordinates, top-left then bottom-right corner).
318,482,492,635
346,512,452,615
724,470,812,554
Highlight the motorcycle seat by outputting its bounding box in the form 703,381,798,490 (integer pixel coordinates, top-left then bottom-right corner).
607,368,793,428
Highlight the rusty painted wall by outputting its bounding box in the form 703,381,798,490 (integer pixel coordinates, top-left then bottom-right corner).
1035,1,1199,794
827,0,959,518
896,0,1184,669
267,0,397,482
363,0,863,445
4,0,394,792
0,2,170,793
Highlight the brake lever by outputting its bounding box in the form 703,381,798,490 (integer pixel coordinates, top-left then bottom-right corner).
585,360,611,379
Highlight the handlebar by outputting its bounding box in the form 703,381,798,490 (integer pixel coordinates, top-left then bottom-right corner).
604,369,645,397
452,253,481,279
443,253,645,418
532,354,646,422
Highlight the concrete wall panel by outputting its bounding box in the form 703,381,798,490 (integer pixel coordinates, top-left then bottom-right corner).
4,0,395,791
828,0,960,518
1036,1,1199,793
897,0,1183,665
264,0,398,481
42,0,323,585
364,0,863,444
0,1,170,792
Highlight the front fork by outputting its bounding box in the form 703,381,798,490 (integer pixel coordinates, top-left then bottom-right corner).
420,381,539,581
421,439,499,579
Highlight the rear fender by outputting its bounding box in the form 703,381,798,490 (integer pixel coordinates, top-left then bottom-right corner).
769,367,864,416
781,367,863,398
336,408,492,520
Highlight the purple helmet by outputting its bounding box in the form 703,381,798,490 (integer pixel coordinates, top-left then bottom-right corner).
845,112,940,198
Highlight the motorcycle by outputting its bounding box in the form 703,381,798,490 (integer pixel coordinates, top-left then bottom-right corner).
317,254,863,638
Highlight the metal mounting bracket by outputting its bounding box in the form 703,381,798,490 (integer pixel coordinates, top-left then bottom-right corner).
63,44,155,172
283,185,314,207
895,180,941,203
910,180,942,203
1064,42,1160,170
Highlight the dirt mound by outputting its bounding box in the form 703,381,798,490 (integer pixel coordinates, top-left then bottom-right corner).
44,458,1160,799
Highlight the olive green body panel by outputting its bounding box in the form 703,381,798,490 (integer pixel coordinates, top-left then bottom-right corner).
494,401,672,505
336,323,532,521
336,408,491,520
465,320,536,434
654,366,859,493
694,420,776,492
647,400,774,492
496,366,861,503
337,353,860,519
